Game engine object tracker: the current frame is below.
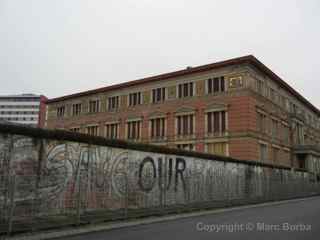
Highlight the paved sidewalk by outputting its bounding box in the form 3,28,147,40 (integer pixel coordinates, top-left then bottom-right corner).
3,196,320,240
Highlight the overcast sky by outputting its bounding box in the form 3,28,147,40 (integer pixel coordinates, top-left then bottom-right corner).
0,0,319,106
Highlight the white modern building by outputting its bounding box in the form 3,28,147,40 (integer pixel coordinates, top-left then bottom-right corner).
0,94,47,127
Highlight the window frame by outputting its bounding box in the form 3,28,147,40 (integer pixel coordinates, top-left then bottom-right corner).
126,119,142,140
85,125,99,136
149,117,166,139
107,96,120,111
72,103,82,116
128,92,142,107
152,87,166,103
175,113,195,137
88,99,100,113
177,82,195,98
105,122,120,139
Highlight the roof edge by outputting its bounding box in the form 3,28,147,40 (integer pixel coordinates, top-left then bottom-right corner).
46,55,320,116
46,55,254,104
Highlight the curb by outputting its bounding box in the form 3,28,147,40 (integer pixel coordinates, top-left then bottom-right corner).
4,195,320,240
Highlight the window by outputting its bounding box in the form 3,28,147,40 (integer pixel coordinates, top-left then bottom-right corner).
152,88,166,103
86,125,99,136
228,76,243,88
127,120,141,140
150,117,165,139
178,82,194,98
72,103,82,116
283,150,290,166
89,99,100,113
105,123,119,139
274,92,279,104
282,124,290,144
280,95,286,108
206,142,228,156
257,80,264,95
271,119,278,140
306,114,311,125
285,98,290,111
295,122,304,144
259,143,268,162
313,116,317,128
292,103,298,114
207,77,225,93
176,144,194,151
207,111,227,136
129,92,142,106
270,88,275,101
257,112,267,133
70,127,80,133
176,114,194,136
108,96,119,110
272,147,279,163
57,106,65,117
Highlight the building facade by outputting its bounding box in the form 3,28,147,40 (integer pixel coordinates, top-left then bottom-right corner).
0,94,47,128
45,55,320,172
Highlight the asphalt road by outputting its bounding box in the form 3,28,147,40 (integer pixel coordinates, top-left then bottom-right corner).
56,197,320,240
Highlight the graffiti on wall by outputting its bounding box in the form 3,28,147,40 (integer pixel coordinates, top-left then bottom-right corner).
0,133,310,214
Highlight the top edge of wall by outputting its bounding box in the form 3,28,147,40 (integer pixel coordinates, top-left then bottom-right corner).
0,123,307,172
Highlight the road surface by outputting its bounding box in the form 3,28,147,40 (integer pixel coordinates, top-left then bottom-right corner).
56,197,320,240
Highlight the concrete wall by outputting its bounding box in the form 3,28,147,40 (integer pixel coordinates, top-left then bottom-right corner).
0,123,317,214
1,123,320,234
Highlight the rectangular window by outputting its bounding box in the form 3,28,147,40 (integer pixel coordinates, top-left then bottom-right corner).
259,143,268,162
271,119,278,139
296,122,304,144
285,98,290,111
257,80,264,95
207,77,225,93
176,114,194,136
257,112,267,133
127,120,141,140
86,125,99,136
70,127,80,133
274,93,279,104
207,111,227,136
272,147,279,163
178,82,194,98
108,96,119,110
72,103,82,116
206,142,227,156
89,99,100,113
129,92,142,106
283,150,290,165
150,117,166,138
292,104,298,114
270,88,275,101
152,88,166,103
280,95,286,108
57,106,65,117
176,144,194,151
282,124,290,144
105,123,119,139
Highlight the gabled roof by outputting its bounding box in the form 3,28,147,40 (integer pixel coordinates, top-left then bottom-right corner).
46,55,320,116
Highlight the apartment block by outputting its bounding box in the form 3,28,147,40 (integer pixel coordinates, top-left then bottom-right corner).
0,94,47,127
45,55,320,172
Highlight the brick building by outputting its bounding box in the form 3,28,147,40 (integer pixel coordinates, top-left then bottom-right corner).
45,55,320,172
